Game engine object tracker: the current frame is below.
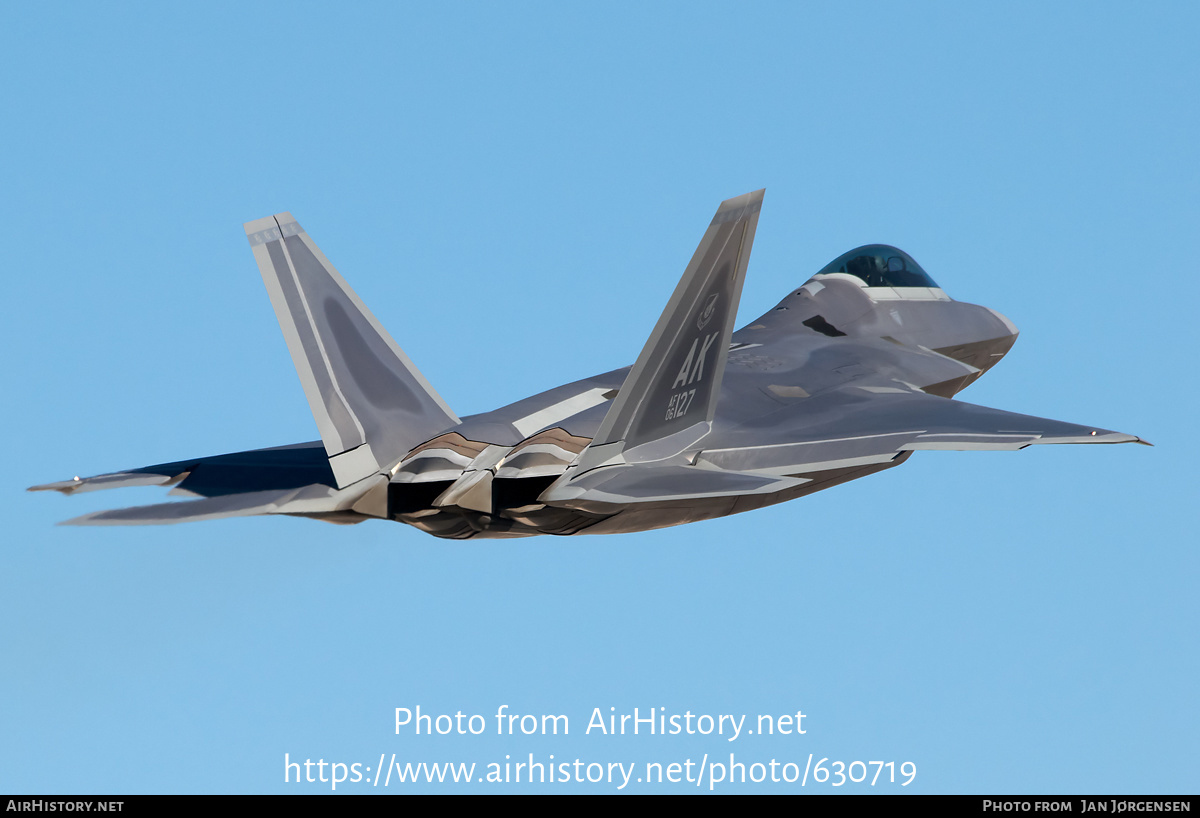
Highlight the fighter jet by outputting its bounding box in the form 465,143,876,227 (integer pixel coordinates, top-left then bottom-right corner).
30,190,1145,537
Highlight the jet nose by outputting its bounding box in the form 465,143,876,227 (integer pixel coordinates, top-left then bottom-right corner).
987,307,1020,340
969,307,1020,373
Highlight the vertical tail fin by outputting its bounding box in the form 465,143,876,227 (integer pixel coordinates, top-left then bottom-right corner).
592,190,762,451
245,214,459,487
571,189,763,473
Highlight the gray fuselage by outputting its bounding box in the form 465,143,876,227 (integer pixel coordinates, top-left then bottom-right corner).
387,266,1018,539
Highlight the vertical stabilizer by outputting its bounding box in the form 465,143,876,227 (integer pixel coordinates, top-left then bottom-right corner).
245,214,459,487
589,189,763,458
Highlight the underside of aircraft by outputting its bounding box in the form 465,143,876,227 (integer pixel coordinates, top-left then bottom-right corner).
30,191,1146,537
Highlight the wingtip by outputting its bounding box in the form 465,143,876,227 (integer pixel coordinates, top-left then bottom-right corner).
27,477,82,494
1094,431,1151,446
1090,432,1146,445
58,512,98,526
57,512,127,527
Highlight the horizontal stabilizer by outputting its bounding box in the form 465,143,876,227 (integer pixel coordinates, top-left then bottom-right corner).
246,214,459,487
57,476,386,526
61,488,311,526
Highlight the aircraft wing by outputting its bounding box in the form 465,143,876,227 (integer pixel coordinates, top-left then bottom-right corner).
546,381,1144,507
698,386,1147,477
28,442,335,497
52,476,388,527
28,442,391,525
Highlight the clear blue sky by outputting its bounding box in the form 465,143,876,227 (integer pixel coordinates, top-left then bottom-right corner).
3,2,1195,793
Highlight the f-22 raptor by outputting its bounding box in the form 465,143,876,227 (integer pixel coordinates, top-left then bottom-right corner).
31,190,1145,537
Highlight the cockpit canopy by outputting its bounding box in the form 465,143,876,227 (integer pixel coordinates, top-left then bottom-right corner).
816,245,938,289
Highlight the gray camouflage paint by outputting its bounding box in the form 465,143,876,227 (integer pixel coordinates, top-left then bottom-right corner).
30,192,1145,537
